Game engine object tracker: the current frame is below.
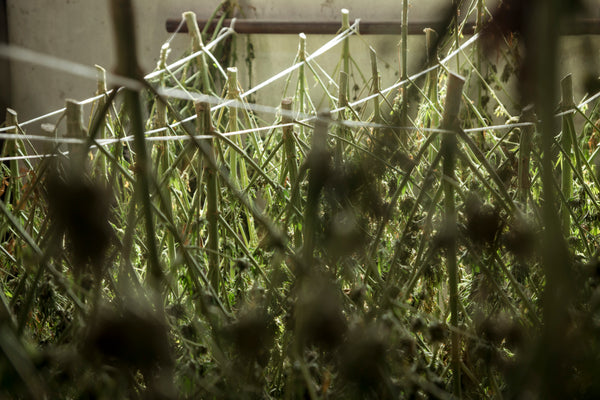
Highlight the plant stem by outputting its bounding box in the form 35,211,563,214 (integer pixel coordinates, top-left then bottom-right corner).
66,99,85,173
196,101,221,293
281,98,302,249
183,11,213,93
341,9,350,84
336,70,349,163
560,74,575,236
109,0,164,296
398,0,410,147
518,105,535,207
3,109,21,208
369,47,381,124
533,1,573,397
441,71,465,398
453,0,461,69
91,65,109,178
303,110,330,269
402,0,408,82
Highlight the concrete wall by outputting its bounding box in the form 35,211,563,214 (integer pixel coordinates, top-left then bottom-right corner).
4,0,463,126
0,0,9,121
4,0,600,130
6,1,220,123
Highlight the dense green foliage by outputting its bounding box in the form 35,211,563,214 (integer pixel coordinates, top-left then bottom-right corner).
1,0,600,398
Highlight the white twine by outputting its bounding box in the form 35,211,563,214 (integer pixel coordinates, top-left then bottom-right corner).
0,20,598,166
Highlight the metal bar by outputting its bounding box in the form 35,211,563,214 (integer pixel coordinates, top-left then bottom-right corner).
166,18,600,35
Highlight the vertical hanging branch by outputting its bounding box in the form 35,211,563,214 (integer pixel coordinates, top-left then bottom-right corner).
92,65,108,177
184,10,203,54
336,9,350,164
336,71,349,163
440,71,465,398
534,1,573,397
155,44,170,130
66,99,86,172
2,109,20,208
474,0,487,148
282,98,299,186
225,67,257,245
298,33,307,107
369,47,381,124
423,28,440,144
560,74,575,236
226,67,240,187
196,101,220,293
341,9,350,84
183,11,212,92
424,28,438,100
109,0,163,293
297,33,308,139
518,105,535,207
154,44,176,265
401,0,409,83
399,0,410,147
281,98,302,248
303,110,331,268
94,65,108,133
475,0,484,110
452,0,461,69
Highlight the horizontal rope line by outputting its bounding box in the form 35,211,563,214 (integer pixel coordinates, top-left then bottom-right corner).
0,21,596,156
0,121,533,163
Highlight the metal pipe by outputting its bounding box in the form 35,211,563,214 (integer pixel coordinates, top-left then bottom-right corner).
166,18,600,35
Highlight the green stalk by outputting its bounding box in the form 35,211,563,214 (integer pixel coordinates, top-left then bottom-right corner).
401,0,408,82
66,99,86,173
196,101,221,293
183,11,212,93
155,44,176,266
109,0,163,295
533,2,573,397
303,111,331,268
91,65,108,178
453,0,461,69
560,74,575,236
146,83,287,253
281,98,302,248
518,106,535,207
475,0,484,113
155,44,170,130
455,128,516,211
440,71,465,398
399,0,409,147
390,150,443,287
341,9,350,85
368,130,440,272
226,67,241,189
3,109,21,209
424,28,438,102
281,98,298,185
298,33,307,139
424,28,440,161
225,67,258,245
336,70,349,163
94,65,108,125
369,47,381,124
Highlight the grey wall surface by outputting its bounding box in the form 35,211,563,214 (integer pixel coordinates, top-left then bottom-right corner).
4,0,600,130
4,0,465,127
6,1,219,123
1,0,9,122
